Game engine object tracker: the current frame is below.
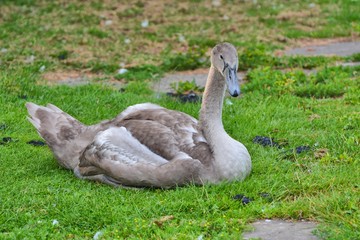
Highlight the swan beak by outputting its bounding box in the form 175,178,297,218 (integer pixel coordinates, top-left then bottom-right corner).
225,68,240,97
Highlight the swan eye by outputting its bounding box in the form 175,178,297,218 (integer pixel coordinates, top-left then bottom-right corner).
220,55,224,60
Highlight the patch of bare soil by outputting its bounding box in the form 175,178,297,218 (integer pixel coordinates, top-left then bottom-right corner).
42,70,119,86
276,10,320,21
43,70,96,82
290,37,359,48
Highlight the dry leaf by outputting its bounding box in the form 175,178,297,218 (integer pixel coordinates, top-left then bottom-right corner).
153,215,174,227
309,114,321,121
314,148,329,159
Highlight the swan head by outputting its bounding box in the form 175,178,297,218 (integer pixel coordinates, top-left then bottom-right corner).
211,43,240,97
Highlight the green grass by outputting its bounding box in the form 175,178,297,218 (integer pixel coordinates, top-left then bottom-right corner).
1,64,359,239
1,0,360,239
244,65,360,99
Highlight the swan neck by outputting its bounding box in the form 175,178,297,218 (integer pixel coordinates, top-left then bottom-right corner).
199,66,226,133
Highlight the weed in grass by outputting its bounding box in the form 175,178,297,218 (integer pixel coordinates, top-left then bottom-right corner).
345,52,360,62
170,79,204,95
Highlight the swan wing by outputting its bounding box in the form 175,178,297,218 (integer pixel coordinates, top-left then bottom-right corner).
117,107,213,166
77,127,203,187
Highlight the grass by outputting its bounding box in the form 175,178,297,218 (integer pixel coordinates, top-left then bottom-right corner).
1,0,360,239
1,65,359,239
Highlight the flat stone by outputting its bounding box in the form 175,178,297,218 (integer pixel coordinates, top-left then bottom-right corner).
285,41,360,57
243,219,318,240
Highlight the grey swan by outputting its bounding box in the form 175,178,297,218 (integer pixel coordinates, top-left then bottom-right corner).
26,43,251,188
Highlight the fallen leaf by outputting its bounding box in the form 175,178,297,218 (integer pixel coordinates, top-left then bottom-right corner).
153,215,174,227
309,114,321,121
314,148,329,159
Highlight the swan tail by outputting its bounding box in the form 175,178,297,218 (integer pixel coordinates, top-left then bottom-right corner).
26,102,87,170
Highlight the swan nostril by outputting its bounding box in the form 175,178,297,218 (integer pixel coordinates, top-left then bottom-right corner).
231,90,239,97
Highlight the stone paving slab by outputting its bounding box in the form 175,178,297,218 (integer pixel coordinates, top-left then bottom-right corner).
243,219,319,240
285,41,360,57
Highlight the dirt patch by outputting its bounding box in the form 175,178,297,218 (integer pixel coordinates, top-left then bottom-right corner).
290,37,359,48
276,10,319,21
143,1,166,18
43,70,97,83
42,70,121,87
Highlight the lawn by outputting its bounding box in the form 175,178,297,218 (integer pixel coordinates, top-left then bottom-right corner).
0,0,359,239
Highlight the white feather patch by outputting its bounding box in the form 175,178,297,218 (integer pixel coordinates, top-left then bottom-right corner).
179,124,197,133
117,103,163,120
94,127,168,165
194,135,207,143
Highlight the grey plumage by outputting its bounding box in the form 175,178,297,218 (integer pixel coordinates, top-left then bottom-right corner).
26,43,251,188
